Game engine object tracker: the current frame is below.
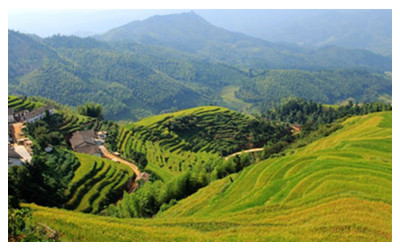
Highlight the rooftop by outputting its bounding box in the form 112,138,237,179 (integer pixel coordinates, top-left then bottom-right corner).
70,130,96,148
24,105,54,120
8,144,21,159
74,144,101,155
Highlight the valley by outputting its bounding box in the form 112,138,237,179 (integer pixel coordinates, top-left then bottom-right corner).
8,12,391,121
7,10,392,243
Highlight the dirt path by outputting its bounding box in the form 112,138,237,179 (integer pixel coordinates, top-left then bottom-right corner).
14,145,32,163
99,145,141,176
11,122,24,142
99,145,142,193
224,148,264,160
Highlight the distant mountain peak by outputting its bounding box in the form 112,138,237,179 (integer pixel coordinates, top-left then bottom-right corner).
97,11,263,52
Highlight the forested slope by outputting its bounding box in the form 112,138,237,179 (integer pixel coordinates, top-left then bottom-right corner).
9,22,392,121
237,69,392,106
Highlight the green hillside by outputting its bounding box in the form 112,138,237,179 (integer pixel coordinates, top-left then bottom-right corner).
64,153,135,214
8,95,135,213
8,95,44,111
236,69,392,106
113,106,290,181
26,111,391,241
8,95,102,135
9,26,392,121
161,111,391,218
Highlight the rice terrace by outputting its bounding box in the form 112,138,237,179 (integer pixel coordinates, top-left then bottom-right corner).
8,9,392,244
16,110,392,241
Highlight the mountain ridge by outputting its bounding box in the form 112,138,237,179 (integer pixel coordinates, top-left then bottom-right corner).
96,12,391,71
8,12,392,121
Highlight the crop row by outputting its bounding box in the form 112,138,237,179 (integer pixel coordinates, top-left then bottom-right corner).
65,153,134,213
8,95,43,111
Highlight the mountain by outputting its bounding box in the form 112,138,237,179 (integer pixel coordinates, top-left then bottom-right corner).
256,10,392,57
196,10,392,57
25,111,392,241
98,11,266,52
97,12,391,72
8,30,217,120
8,12,392,121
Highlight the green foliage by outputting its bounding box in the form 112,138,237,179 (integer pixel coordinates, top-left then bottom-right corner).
103,169,208,218
78,102,104,120
262,97,392,131
8,95,44,111
161,112,391,221
8,30,392,121
25,111,392,242
214,154,253,179
237,69,392,106
8,208,58,242
112,106,292,187
64,153,135,214
9,148,81,207
131,106,291,157
101,121,120,152
18,98,100,136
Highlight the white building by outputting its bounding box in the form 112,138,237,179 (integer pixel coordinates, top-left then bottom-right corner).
8,108,15,123
8,144,22,168
25,106,55,123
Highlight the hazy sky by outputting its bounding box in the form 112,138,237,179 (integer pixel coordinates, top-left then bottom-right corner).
8,9,333,38
7,9,391,48
8,9,193,37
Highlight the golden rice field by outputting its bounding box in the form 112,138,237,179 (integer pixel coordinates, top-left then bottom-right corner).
64,153,135,214
27,111,391,241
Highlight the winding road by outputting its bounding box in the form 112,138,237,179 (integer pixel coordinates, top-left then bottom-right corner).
224,148,264,160
99,145,142,193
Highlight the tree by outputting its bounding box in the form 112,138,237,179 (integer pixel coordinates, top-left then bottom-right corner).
77,102,104,120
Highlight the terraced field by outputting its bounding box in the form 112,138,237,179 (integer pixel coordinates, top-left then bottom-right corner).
51,112,102,135
114,106,284,181
8,95,102,134
27,111,391,241
8,95,44,111
64,153,135,214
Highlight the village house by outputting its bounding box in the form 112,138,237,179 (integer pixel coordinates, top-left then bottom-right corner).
94,131,108,145
8,144,23,168
291,124,302,133
14,109,30,122
69,130,102,157
8,124,14,143
8,108,15,123
137,172,151,182
24,105,55,123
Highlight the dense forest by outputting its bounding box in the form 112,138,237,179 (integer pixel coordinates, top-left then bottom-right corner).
262,98,392,129
236,69,392,107
8,18,391,121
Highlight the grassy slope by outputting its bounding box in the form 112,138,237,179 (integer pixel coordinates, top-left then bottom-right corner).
65,153,135,214
8,95,102,134
115,106,254,181
27,111,391,241
8,95,44,111
220,86,253,113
